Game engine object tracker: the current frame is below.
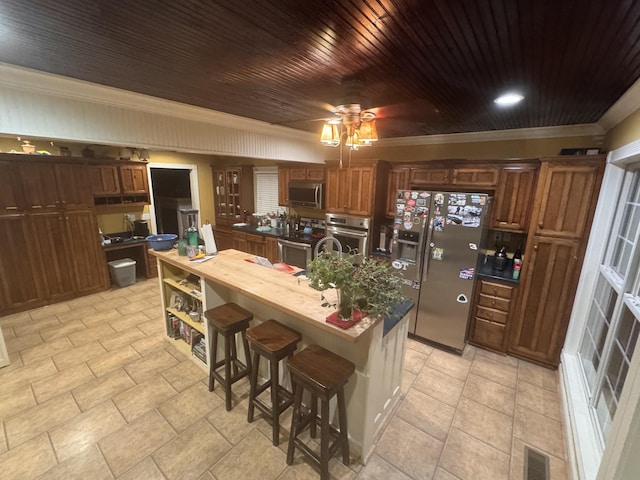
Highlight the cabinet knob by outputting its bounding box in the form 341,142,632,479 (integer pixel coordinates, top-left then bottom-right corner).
488,312,493,318
534,244,538,251
5,206,18,210
538,221,544,228
491,300,496,306
492,289,498,295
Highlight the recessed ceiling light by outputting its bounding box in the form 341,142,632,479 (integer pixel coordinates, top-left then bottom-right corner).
494,93,524,106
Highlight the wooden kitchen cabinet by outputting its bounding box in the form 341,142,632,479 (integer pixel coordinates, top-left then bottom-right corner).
0,160,25,213
17,161,92,211
212,226,234,251
326,165,375,216
213,166,254,226
232,231,248,252
451,167,499,187
533,161,601,239
386,168,410,217
508,237,580,365
289,166,325,182
246,233,266,257
278,166,290,206
119,164,148,194
89,165,120,196
410,168,450,186
492,165,538,231
468,279,517,352
0,214,43,312
266,236,279,264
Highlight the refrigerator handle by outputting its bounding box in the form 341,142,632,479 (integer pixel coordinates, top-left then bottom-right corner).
421,212,436,281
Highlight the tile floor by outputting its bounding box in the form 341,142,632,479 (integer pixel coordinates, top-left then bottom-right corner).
0,279,570,480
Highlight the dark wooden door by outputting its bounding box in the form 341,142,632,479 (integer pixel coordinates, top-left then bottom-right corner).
17,162,60,211
508,236,580,366
89,165,120,195
0,160,25,213
346,167,374,216
120,165,149,194
55,164,92,210
492,165,537,231
325,167,348,213
0,214,43,313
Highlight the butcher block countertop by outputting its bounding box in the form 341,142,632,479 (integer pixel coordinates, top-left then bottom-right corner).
149,249,380,342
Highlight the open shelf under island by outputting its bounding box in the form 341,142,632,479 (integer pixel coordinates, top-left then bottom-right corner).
149,248,412,464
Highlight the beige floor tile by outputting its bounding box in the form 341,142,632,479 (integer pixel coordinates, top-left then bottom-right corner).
99,410,176,477
462,373,516,417
352,454,411,480
40,319,87,342
198,471,216,480
413,366,465,407
80,308,121,328
49,400,126,462
12,315,59,337
0,433,57,480
64,292,104,308
158,382,223,432
20,336,73,365
396,388,455,441
125,291,158,304
407,338,434,356
375,416,443,480
475,348,519,368
0,310,30,328
403,348,429,374
0,383,36,421
509,438,568,480
52,340,107,371
518,362,559,393
118,456,167,480
0,357,58,391
56,304,98,323
109,312,152,332
124,348,180,383
131,333,169,357
5,333,42,354
205,398,257,445
99,327,147,351
426,350,472,382
161,360,208,392
440,427,509,480
461,343,477,362
29,302,71,320
100,287,134,300
5,393,80,448
0,421,6,455
117,300,154,316
93,297,131,313
142,305,164,320
31,363,95,403
517,380,562,421
433,467,460,480
72,368,136,412
471,355,518,389
452,397,513,454
155,421,233,480
2,325,15,339
401,370,416,395
514,406,566,460
112,375,177,421
210,375,251,408
36,444,113,480
87,345,141,377
68,323,117,347
137,318,166,336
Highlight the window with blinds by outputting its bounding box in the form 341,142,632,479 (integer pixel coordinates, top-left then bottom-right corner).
253,166,280,215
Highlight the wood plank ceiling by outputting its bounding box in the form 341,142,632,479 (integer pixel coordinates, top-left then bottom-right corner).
1,0,639,139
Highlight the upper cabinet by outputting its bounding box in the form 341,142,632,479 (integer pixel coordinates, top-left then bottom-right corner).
491,164,538,231
409,166,499,188
410,167,450,186
386,168,411,217
0,160,25,213
289,166,325,182
326,163,380,216
89,162,150,207
278,163,325,206
451,167,499,187
278,167,290,206
213,165,254,226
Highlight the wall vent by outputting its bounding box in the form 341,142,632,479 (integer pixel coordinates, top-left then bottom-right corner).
524,446,550,480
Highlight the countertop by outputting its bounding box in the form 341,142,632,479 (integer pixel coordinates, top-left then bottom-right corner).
102,233,148,250
150,248,386,342
475,254,520,284
231,224,284,238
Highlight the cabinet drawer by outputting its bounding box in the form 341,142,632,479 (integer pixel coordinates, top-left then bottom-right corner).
410,168,450,185
478,293,511,312
475,305,508,324
479,280,515,300
472,318,506,350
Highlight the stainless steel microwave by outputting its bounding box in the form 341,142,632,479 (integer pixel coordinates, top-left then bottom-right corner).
288,182,324,209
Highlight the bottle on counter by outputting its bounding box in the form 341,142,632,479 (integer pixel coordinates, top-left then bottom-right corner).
512,246,522,280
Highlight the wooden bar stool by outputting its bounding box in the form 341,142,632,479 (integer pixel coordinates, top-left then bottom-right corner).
204,302,253,411
246,319,302,445
286,344,355,480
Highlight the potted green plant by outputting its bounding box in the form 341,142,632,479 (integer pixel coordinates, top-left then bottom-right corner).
306,250,404,321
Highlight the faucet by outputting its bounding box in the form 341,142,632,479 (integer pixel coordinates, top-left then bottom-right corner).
314,236,343,258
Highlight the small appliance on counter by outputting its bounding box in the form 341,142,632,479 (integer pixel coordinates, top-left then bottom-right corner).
133,220,150,238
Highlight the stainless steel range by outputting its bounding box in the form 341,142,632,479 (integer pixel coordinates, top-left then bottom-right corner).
277,217,325,269
324,213,371,256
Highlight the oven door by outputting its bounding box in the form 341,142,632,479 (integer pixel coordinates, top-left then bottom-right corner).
277,239,313,269
325,226,369,256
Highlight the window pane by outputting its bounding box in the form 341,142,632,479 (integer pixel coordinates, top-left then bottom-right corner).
610,175,640,277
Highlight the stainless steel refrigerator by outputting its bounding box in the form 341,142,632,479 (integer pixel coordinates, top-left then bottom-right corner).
391,190,488,352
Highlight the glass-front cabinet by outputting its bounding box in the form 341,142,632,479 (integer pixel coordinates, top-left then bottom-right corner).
212,166,254,226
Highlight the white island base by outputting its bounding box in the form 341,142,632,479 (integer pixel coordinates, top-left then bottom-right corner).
151,249,410,463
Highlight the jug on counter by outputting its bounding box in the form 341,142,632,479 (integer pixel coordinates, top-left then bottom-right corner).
493,245,508,272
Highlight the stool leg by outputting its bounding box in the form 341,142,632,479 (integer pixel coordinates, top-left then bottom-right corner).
287,382,303,465
270,357,280,445
224,334,232,411
309,394,318,438
247,350,260,423
241,330,252,373
208,330,218,392
320,398,330,480
230,335,238,377
337,388,350,465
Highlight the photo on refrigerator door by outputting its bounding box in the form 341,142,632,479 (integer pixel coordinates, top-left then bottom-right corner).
446,196,482,227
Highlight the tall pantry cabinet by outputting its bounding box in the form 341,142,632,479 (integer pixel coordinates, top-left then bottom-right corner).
508,156,605,366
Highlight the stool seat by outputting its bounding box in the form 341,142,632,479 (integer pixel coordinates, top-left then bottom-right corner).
287,345,355,480
247,320,302,446
205,303,253,411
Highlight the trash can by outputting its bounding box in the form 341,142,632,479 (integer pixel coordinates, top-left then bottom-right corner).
107,258,137,287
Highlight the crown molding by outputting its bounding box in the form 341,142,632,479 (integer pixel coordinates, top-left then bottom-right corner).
376,123,606,147
598,76,640,132
0,63,315,142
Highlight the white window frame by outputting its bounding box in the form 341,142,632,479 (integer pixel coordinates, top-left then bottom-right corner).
253,166,282,216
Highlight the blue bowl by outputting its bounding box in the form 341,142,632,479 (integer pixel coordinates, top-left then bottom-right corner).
146,234,178,251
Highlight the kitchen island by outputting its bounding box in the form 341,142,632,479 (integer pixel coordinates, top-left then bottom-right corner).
149,248,411,463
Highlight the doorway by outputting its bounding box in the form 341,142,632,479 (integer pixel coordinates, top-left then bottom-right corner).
147,163,200,237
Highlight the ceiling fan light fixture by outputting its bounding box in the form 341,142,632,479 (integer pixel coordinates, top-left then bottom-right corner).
320,123,340,147
494,92,524,106
320,105,378,148
358,119,378,144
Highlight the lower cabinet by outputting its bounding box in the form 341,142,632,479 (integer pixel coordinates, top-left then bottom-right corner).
508,236,580,366
468,279,518,352
212,226,234,251
266,237,279,264
160,263,208,370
